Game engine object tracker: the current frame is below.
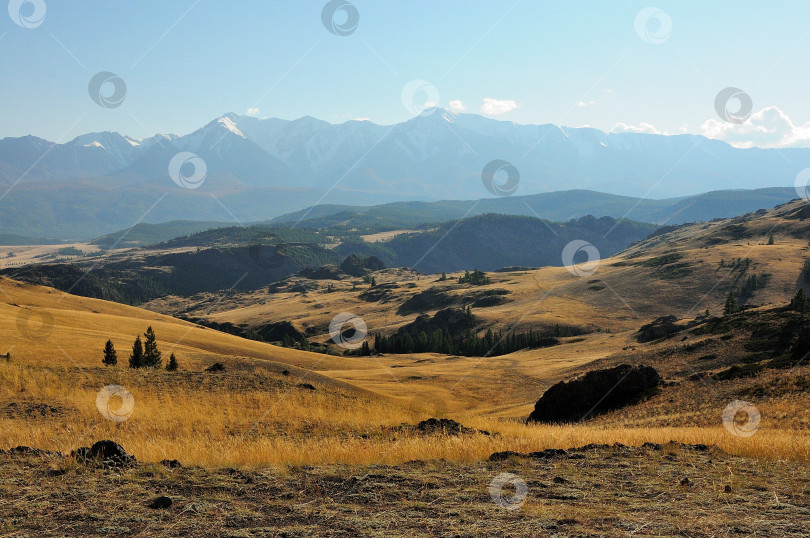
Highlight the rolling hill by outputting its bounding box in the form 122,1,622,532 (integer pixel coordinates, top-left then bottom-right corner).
147,198,810,353
273,187,799,229
0,214,656,304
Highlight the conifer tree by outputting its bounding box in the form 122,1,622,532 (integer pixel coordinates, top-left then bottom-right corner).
129,336,144,368
723,291,738,315
102,339,117,366
143,326,162,368
166,352,178,371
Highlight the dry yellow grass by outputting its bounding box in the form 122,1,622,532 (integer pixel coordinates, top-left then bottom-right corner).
2,360,809,468
3,201,810,471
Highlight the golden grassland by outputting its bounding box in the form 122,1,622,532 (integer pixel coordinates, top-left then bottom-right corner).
2,360,809,468
3,200,810,469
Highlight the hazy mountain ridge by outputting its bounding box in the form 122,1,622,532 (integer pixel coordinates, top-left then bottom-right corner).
0,110,803,238
272,188,798,229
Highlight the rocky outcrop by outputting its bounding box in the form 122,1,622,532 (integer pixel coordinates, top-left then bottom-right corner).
72,440,136,467
340,254,385,277
527,364,661,424
636,316,683,343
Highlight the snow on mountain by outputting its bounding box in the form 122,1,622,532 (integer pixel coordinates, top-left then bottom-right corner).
0,110,804,200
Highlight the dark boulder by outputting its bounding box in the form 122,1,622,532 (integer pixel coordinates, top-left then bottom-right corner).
414,418,488,436
488,450,523,462
72,440,135,466
340,254,385,277
526,364,661,424
488,448,568,461
636,316,683,342
148,496,173,509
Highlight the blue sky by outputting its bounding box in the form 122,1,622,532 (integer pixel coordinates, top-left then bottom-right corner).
2,0,810,147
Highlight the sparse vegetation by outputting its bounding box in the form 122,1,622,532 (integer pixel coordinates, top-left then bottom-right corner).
458,268,490,285
737,273,771,304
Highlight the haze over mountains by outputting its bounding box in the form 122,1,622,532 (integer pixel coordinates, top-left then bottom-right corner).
0,109,804,239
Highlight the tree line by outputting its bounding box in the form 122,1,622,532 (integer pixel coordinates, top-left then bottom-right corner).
362,328,558,357
102,326,178,371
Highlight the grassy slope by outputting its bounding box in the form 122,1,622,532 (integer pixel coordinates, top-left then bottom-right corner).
2,201,810,468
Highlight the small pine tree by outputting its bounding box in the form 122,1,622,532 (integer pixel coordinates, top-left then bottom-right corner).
767,234,775,245
102,339,117,366
129,336,144,368
439,272,447,281
166,352,178,371
142,326,162,368
370,276,376,287
723,291,738,315
361,340,370,356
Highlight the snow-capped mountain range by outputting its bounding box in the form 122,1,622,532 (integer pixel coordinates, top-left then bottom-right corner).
0,109,805,238
3,108,806,196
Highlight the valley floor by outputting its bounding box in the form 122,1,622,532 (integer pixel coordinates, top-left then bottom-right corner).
2,444,808,537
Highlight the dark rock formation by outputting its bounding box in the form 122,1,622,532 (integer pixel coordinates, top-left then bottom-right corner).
72,440,135,467
413,418,488,436
526,364,661,424
636,316,683,342
340,254,385,277
148,496,173,509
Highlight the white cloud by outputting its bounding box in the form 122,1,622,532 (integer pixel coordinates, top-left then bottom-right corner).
353,117,371,122
611,122,662,135
700,106,810,148
246,107,261,117
480,98,518,116
577,100,596,108
449,99,466,112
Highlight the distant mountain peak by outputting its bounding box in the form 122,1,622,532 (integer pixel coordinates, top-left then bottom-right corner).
213,115,246,138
